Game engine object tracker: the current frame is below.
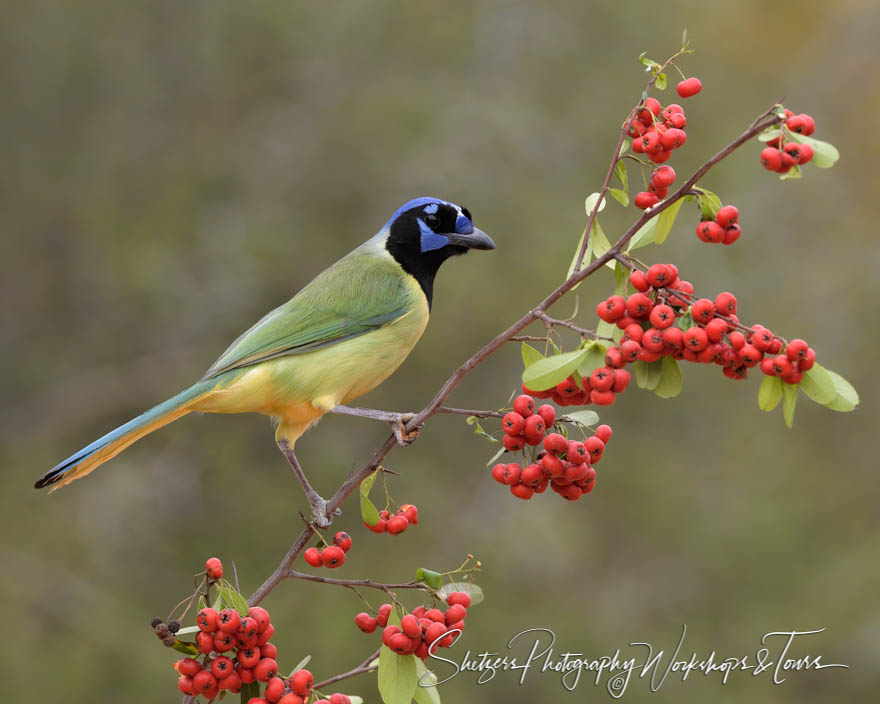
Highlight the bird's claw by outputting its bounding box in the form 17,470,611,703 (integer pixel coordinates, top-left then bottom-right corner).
391,414,421,447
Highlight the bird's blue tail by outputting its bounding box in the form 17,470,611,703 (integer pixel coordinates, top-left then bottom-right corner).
34,380,216,492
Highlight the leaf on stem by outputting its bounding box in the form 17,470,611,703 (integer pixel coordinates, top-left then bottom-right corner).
521,342,545,369
758,375,783,411
465,415,498,444
653,198,685,245
415,567,444,589
563,409,600,428
360,474,381,526
652,357,683,398
414,659,442,704
782,382,799,428
799,363,836,405
522,348,591,391
378,609,418,704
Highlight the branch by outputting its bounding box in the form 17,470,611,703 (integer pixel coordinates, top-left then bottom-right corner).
247,104,784,611
313,647,381,691
289,571,431,591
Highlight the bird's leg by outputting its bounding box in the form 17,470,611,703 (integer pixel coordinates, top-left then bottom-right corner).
330,406,422,447
276,439,339,528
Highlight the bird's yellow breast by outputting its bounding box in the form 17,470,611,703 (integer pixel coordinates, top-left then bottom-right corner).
194,273,430,438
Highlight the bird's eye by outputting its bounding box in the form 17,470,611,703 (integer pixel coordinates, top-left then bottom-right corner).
425,213,439,228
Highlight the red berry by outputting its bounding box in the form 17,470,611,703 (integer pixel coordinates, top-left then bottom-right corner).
264,677,286,703
248,606,271,633
355,612,378,633
722,224,741,245
691,298,715,324
377,604,392,627
320,546,346,567
502,411,525,436
211,656,235,679
386,515,409,535
696,221,724,243
510,483,535,500
365,516,387,533
649,303,675,329
585,436,605,462
237,666,256,684
786,339,809,361
660,128,687,150
291,669,314,697
676,77,702,97
662,327,684,350
333,531,353,553
683,327,709,352
596,295,626,322
400,504,418,525
177,658,202,677
193,670,217,693
665,111,687,129
590,389,616,406
536,404,555,428
218,608,241,634
260,643,278,660
501,462,522,485
634,191,660,210
218,671,242,693
205,557,223,581
523,415,546,444
705,317,728,343
491,463,508,484
612,368,631,393
513,394,535,417
502,433,526,452
651,165,676,188
278,695,304,704
446,591,472,608
520,463,544,486
716,205,739,228
798,348,816,371
595,424,613,444
197,608,220,633
177,675,197,696
541,453,565,477
329,695,351,704
195,630,214,654
760,146,783,171
589,367,614,392
401,614,421,638
645,264,672,288
542,432,568,454
626,292,653,318
304,547,323,567
629,270,650,292
796,143,814,164
714,292,737,316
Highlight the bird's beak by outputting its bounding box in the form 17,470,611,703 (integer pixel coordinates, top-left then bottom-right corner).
445,227,496,251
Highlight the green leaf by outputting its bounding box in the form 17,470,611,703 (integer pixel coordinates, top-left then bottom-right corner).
349,698,365,704
789,133,839,168
675,310,694,331
682,28,688,47
584,192,607,216
485,444,507,467
415,567,444,589
609,188,629,207
824,367,859,411
289,655,311,677
696,189,722,220
780,164,803,180
360,473,380,526
576,343,607,379
414,659,442,704
465,415,498,444
652,357,683,398
566,226,591,287
175,625,200,636
521,342,545,369
596,319,616,339
172,640,200,656
437,582,484,605
522,348,591,391
378,609,418,704
655,72,667,91
782,382,799,428
626,218,658,252
217,580,249,617
799,364,836,405
653,198,685,245
632,360,663,391
563,410,600,427
614,160,628,190
758,375,783,411
592,220,615,270
758,127,782,143
240,682,260,703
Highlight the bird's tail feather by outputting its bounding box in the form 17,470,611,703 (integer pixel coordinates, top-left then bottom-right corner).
34,380,216,492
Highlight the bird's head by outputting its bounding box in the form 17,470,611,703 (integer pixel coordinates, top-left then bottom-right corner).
381,197,496,306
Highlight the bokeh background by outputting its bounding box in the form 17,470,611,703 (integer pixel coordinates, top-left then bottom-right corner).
2,1,878,702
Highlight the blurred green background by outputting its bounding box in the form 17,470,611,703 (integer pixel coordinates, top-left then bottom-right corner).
2,1,878,702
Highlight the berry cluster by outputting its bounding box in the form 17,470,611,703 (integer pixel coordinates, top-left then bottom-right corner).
630,98,689,172
355,592,472,660
696,204,741,245
598,263,816,384
364,503,419,535
304,531,353,569
760,110,816,174
494,420,611,502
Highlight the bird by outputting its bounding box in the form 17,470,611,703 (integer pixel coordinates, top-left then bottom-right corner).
34,197,495,525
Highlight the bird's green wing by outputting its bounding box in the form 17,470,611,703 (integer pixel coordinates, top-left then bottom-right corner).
202,245,420,380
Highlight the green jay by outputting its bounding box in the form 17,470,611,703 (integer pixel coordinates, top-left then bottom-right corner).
34,197,495,525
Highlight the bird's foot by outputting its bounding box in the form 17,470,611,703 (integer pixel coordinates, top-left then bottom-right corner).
391,413,421,447
307,492,341,529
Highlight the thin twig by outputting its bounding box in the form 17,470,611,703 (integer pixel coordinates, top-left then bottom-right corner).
313,648,382,691
289,571,431,591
